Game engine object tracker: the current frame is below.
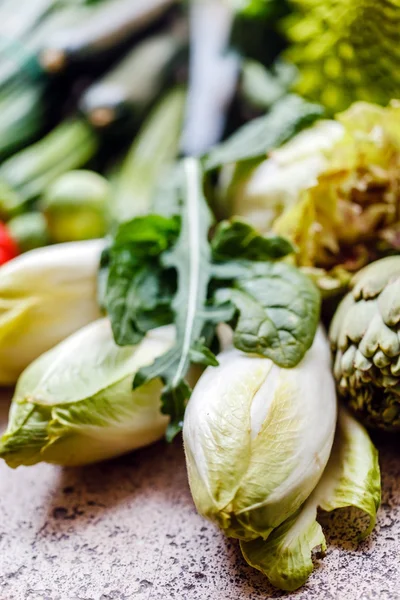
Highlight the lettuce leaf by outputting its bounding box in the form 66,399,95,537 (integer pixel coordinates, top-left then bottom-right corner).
240,407,381,591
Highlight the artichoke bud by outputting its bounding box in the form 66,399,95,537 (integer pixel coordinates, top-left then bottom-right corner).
330,256,400,430
183,328,337,541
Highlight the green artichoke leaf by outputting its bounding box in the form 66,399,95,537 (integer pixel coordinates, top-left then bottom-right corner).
240,407,381,591
216,261,320,368
330,256,400,430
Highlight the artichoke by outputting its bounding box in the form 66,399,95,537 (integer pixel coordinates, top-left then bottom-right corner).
330,256,400,430
284,0,400,113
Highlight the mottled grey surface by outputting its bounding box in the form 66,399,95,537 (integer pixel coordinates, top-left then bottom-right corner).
0,392,400,600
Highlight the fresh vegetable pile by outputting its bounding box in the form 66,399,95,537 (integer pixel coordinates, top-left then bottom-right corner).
1,0,400,592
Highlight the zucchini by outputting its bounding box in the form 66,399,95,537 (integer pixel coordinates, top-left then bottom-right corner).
113,86,186,221
0,5,85,90
39,0,177,73
0,119,98,219
181,0,240,156
80,29,186,129
0,82,46,159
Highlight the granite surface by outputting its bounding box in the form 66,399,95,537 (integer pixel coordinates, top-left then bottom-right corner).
1,391,400,600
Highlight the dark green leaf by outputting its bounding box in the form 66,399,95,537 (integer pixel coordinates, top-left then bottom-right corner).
133,158,220,435
189,341,219,367
204,95,324,170
105,252,176,345
113,214,179,254
104,215,179,345
212,218,294,261
217,261,321,367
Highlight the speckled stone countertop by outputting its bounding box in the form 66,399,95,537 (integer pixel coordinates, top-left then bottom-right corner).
1,392,400,600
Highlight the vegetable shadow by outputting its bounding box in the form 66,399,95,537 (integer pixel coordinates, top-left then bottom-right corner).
322,433,400,552
0,388,13,426
39,436,187,536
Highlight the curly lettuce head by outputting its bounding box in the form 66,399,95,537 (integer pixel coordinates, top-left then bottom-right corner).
221,101,400,293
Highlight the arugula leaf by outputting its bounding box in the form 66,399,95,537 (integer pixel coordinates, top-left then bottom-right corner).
133,158,220,440
105,161,321,438
212,218,294,261
104,215,179,345
216,261,320,368
204,94,324,171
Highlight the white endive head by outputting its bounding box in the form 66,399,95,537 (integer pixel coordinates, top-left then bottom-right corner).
183,327,337,540
0,319,175,467
0,239,104,384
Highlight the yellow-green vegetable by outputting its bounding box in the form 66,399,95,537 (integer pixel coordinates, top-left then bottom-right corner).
0,239,103,384
7,213,49,253
42,170,110,243
330,256,400,431
184,327,337,542
284,0,400,113
0,320,175,467
221,100,400,293
184,328,380,591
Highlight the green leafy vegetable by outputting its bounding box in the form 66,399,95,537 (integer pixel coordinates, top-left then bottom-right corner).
132,159,219,440
0,239,103,385
204,94,324,170
240,59,298,112
240,407,381,591
0,320,176,467
219,100,400,295
212,219,294,261
216,261,320,368
104,215,179,346
183,327,338,542
104,157,320,437
283,0,400,113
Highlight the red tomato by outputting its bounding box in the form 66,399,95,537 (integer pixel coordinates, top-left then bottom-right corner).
0,222,19,265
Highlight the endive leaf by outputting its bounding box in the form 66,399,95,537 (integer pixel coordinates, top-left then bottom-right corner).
240,407,381,591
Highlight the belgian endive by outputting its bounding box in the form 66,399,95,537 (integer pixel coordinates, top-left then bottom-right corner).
0,239,104,384
183,328,380,590
0,319,175,467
